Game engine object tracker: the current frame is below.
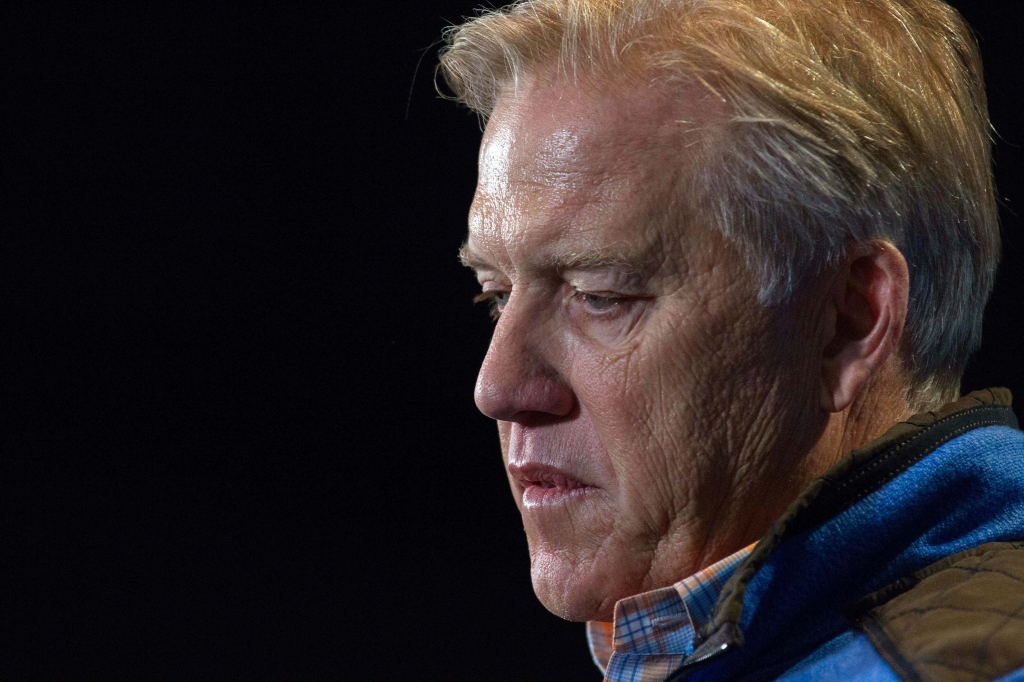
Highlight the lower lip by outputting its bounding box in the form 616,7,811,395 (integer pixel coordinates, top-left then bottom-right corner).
521,484,596,508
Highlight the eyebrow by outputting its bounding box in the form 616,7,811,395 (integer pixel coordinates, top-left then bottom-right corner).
458,242,493,271
458,241,660,276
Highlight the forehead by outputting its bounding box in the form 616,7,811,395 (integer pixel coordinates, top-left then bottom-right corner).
481,77,705,178
467,77,726,269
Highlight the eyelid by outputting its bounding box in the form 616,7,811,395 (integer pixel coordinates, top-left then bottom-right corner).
570,285,645,302
476,276,510,290
474,278,511,296
563,267,648,293
573,289,628,299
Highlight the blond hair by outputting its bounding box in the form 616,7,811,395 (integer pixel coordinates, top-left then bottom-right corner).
439,0,999,411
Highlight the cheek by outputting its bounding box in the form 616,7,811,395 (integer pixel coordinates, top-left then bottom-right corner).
569,335,688,502
573,316,698,450
566,305,767,507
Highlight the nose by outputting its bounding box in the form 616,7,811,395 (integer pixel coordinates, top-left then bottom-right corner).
474,297,575,423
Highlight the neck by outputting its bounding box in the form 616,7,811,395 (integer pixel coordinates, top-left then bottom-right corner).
814,359,914,474
712,360,913,570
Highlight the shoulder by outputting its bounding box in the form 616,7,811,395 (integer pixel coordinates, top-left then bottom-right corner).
847,542,1024,682
780,543,1024,681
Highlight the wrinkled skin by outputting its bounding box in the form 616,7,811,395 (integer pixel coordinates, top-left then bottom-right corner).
463,77,873,622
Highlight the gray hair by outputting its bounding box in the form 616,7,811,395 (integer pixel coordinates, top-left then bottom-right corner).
439,0,1000,411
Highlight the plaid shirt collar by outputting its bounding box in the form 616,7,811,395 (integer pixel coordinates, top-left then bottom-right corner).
586,544,755,682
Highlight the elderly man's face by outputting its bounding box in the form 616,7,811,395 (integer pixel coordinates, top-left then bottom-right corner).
464,79,827,621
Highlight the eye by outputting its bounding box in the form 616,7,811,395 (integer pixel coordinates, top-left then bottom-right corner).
573,291,623,313
473,290,510,320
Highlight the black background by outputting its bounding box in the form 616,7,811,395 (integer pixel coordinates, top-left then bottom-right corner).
3,2,1021,679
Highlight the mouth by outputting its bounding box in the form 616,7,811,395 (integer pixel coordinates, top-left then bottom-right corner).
508,463,597,507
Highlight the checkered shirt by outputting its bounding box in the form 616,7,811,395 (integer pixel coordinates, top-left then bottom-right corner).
586,544,755,682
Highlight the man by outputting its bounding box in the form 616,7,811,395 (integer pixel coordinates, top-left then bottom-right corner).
441,0,1024,679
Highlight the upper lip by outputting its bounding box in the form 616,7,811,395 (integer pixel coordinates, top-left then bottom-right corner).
508,463,592,490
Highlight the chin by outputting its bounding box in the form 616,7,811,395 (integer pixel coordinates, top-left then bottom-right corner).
529,548,626,622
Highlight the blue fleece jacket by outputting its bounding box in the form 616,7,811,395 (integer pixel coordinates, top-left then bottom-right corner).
685,422,1024,681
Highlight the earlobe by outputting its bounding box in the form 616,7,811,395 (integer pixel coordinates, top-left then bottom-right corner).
820,241,909,414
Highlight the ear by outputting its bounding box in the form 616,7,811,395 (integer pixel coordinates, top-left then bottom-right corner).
820,241,909,413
